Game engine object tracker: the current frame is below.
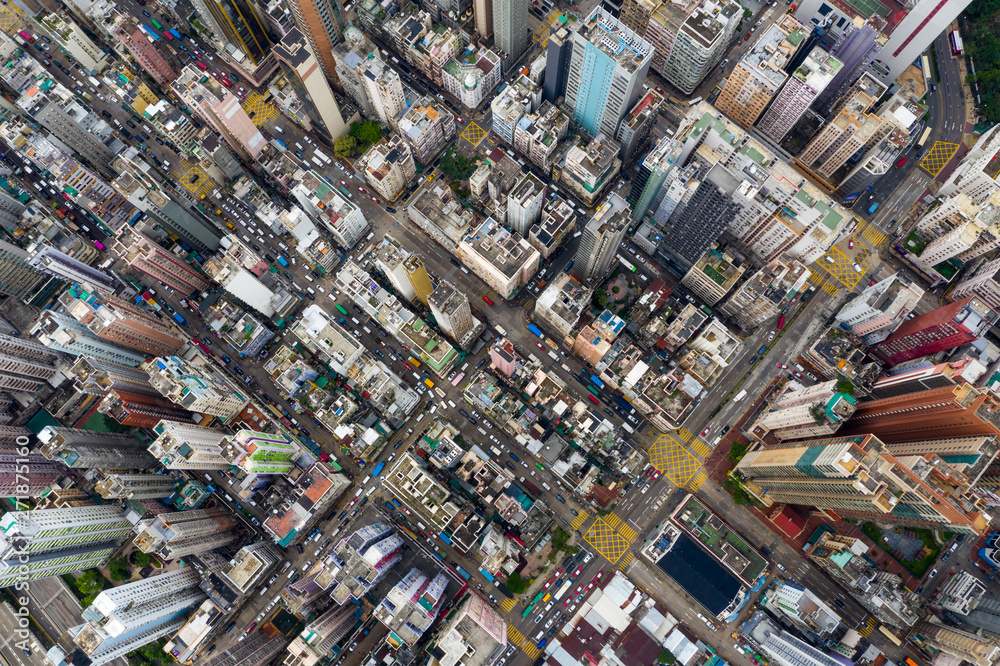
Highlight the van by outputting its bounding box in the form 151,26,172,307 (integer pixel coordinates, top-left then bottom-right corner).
448,399,457,409
203,473,213,483
275,126,284,134
351,317,360,325
478,427,488,436
306,287,316,296
224,493,233,501
304,274,313,282
825,256,835,263
542,482,552,491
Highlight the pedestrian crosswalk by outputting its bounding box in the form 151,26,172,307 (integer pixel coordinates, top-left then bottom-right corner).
501,597,517,613
689,439,711,458
570,510,590,531
677,428,693,442
859,617,878,637
603,513,621,529
617,551,635,570
688,470,708,492
618,523,638,543
507,626,541,659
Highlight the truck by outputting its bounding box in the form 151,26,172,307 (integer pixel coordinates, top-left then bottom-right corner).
522,479,543,496
867,202,879,215
553,580,572,601
172,312,185,326
455,566,472,580
479,569,496,583
527,323,544,338
277,256,289,267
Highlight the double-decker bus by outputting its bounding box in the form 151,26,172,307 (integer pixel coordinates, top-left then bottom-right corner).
589,375,604,389
916,126,932,151
950,30,963,56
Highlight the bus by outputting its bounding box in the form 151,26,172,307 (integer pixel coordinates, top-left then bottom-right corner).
921,54,932,81
553,581,573,601
150,17,162,29
880,626,904,647
408,356,421,368
335,304,348,316
587,386,600,397
587,394,599,405
916,126,932,151
532,591,545,606
338,186,353,200
590,375,604,390
617,255,637,272
950,30,963,56
522,605,535,619
450,372,465,387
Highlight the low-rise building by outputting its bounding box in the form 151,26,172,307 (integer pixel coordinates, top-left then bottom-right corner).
513,102,568,169
534,273,591,339
457,218,540,299
559,134,621,207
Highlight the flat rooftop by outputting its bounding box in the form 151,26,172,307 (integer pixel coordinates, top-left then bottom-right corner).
462,218,535,279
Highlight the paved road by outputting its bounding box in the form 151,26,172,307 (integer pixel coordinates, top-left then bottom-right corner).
22,576,84,653
0,602,51,666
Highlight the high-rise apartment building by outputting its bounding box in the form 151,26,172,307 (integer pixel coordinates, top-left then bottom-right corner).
398,99,457,166
0,426,65,497
428,281,478,348
655,0,741,95
97,388,196,428
0,240,64,305
869,360,986,400
37,426,159,470
543,26,574,103
222,430,299,474
357,135,417,201
133,508,238,558
457,218,541,299
939,125,1000,205
19,92,116,170
811,24,880,116
910,621,1000,666
834,274,925,344
797,73,886,180
273,28,350,139
871,296,997,366
285,605,356,665
318,523,404,604
113,227,212,294
756,46,841,144
0,334,68,391
204,632,287,666
475,0,494,39
94,474,177,500
190,0,273,66
148,420,230,469
656,163,744,272
28,245,114,290
493,0,528,63
715,17,805,129
570,193,629,285
145,356,250,420
717,257,810,331
0,506,132,587
73,569,206,666
431,594,508,666
284,0,347,84
506,173,546,235
60,286,186,357
116,23,177,86
374,567,449,645
627,136,682,221
793,0,975,86
564,7,653,139
762,630,844,666
736,434,989,533
32,311,148,367
374,235,429,305
359,55,406,126
747,380,856,442
838,384,1000,445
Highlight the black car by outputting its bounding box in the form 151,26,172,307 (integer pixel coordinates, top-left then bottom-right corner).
476,359,486,368
101,110,111,118
468,417,477,425
555,494,566,503
506,461,516,471
834,599,845,608
449,258,460,267
296,543,304,554
459,409,469,417
234,366,244,375
126,121,136,129
224,622,236,633
337,510,348,520
386,207,397,213
283,270,294,280
252,243,260,251
142,9,150,15
264,254,274,263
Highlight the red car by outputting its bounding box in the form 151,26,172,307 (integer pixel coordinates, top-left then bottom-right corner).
403,362,412,370
544,580,553,589
340,180,348,187
245,622,257,634
536,342,545,350
701,426,711,437
357,186,367,193
482,295,494,306
848,238,854,249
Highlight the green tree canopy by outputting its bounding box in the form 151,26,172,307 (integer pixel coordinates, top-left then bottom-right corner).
109,556,131,581
592,289,609,310
439,148,478,180
350,120,383,148
334,135,358,158
506,571,528,594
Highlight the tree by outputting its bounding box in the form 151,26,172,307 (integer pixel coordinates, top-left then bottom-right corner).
728,441,749,465
835,375,855,396
439,148,478,180
109,556,131,581
334,135,357,158
506,572,528,594
592,289,609,310
659,648,677,664
133,552,153,567
350,120,383,148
